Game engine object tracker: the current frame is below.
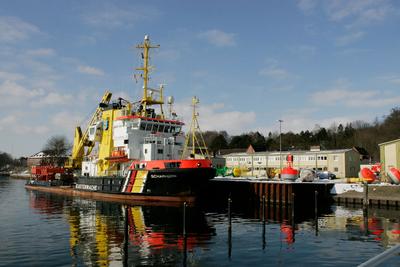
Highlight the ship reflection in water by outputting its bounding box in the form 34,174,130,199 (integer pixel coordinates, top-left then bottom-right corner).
26,189,400,266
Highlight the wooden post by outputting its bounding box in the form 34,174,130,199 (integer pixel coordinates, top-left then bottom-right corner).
123,205,129,266
314,191,318,236
262,195,265,222
363,182,369,208
228,197,232,259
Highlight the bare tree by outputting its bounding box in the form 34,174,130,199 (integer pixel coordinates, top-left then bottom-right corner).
42,135,71,166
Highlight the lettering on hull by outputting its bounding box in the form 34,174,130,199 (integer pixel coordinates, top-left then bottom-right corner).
75,184,99,191
150,174,177,179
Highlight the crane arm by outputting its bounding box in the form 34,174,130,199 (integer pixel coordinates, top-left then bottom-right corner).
65,91,112,169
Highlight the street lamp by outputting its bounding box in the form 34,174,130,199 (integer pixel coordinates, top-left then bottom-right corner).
278,119,283,173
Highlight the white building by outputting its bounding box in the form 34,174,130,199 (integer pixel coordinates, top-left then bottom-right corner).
223,147,360,178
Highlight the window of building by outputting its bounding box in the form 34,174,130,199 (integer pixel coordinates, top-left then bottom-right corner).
334,167,339,172
333,156,339,161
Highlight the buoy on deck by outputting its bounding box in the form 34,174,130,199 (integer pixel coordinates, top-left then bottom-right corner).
388,167,400,185
359,167,376,183
281,154,298,181
232,167,241,177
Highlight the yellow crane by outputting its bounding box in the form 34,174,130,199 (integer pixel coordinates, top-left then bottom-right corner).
65,91,112,170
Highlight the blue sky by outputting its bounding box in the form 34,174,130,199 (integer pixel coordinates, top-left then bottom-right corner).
0,0,399,157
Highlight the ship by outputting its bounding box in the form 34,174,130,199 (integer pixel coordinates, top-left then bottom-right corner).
26,35,216,203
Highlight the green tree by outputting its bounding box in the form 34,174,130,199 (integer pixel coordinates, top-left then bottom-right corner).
0,152,13,170
209,134,228,154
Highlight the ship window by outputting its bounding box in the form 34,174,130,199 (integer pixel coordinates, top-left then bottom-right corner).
176,126,181,133
124,139,129,144
158,124,165,132
131,122,139,129
164,125,170,133
165,162,181,168
140,122,146,130
144,149,147,154
145,123,152,131
157,149,163,154
171,127,176,133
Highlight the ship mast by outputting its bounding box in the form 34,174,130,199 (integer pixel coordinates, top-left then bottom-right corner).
135,35,164,118
182,96,210,159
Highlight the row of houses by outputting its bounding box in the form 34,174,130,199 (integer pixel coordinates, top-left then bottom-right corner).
221,146,362,178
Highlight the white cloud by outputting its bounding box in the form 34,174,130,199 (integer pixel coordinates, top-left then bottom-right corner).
290,44,317,56
174,100,256,135
0,80,44,98
83,4,160,29
259,66,291,80
0,71,25,81
335,31,365,46
379,75,400,85
297,0,318,13
326,0,393,26
197,29,236,47
0,16,40,42
51,111,82,131
31,92,73,108
26,48,55,57
78,65,105,76
311,88,400,108
0,112,49,135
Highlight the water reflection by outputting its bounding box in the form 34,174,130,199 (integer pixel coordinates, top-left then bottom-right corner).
24,187,400,266
28,191,215,266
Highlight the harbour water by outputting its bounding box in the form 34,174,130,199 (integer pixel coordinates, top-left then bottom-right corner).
1,176,399,266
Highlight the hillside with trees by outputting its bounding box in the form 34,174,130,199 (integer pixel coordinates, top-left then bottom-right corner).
204,107,400,162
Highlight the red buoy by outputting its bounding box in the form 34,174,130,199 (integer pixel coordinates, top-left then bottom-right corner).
360,168,376,183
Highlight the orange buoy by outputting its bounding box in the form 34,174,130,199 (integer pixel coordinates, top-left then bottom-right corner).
360,168,376,183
